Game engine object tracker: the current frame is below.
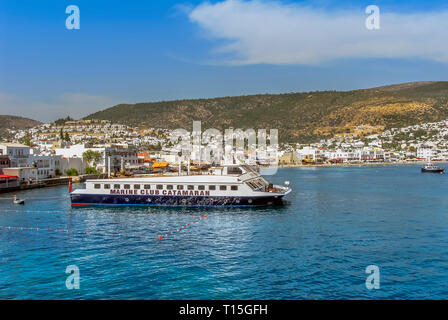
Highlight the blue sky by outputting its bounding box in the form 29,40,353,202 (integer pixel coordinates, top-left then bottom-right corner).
1,0,448,122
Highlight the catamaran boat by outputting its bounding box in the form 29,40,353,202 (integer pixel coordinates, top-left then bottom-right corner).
421,162,445,173
70,165,291,207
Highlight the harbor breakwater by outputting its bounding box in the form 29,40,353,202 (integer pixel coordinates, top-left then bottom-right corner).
0,174,107,194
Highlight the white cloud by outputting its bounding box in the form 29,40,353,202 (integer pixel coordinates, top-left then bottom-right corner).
188,0,448,65
0,92,119,122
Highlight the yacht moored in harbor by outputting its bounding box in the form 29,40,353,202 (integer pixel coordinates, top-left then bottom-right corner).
421,162,445,173
70,165,291,207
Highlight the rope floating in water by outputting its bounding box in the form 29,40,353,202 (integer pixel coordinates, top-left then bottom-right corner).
0,196,70,201
0,214,208,242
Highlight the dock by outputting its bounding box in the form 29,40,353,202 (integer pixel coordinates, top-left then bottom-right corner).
0,174,108,194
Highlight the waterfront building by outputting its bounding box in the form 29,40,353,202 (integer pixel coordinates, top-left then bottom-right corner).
156,150,178,164
0,174,19,189
59,157,85,175
0,155,10,168
0,143,30,167
417,146,437,160
55,144,104,159
279,151,299,165
1,167,38,183
104,146,138,174
55,144,105,172
27,152,64,179
296,146,317,163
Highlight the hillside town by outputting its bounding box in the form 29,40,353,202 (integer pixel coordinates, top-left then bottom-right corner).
1,118,448,191
292,120,448,164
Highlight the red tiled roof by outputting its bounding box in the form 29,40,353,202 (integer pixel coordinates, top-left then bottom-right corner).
0,174,18,179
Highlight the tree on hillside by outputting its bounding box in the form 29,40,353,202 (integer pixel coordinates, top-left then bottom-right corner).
54,116,74,125
82,150,102,167
22,135,32,146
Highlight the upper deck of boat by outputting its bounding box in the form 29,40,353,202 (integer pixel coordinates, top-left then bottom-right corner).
85,165,266,185
86,174,244,184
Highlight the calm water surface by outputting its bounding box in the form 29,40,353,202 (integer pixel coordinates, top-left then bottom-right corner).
1,166,447,299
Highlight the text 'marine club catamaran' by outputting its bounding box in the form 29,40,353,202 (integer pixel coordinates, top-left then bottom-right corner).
70,165,291,207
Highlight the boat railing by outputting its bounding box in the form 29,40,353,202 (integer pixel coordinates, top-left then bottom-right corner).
239,172,260,182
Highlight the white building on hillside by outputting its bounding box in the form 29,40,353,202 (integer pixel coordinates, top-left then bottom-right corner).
55,144,105,171
417,147,437,160
0,143,30,167
27,153,64,179
54,144,105,159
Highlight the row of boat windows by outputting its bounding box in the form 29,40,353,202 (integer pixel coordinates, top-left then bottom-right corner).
93,184,239,191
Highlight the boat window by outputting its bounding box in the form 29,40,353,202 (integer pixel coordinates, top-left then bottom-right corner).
209,185,216,190
94,184,101,189
177,185,184,190
227,167,243,175
187,185,194,190
134,184,140,190
167,185,173,190
247,181,259,190
198,185,205,190
144,184,151,190
104,184,110,189
124,184,131,190
114,184,120,189
156,185,163,190
220,185,227,191
231,185,238,191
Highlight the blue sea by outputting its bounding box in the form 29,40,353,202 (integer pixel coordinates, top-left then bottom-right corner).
1,165,448,299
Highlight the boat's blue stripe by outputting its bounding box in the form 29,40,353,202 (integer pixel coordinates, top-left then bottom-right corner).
70,193,285,207
72,202,259,207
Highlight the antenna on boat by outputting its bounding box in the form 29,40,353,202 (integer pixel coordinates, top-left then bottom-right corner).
178,151,182,176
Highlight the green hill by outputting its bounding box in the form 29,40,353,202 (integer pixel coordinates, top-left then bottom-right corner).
0,115,41,141
84,81,448,143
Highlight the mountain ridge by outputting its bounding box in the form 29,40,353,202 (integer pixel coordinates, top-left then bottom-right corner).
0,115,42,140
82,81,448,142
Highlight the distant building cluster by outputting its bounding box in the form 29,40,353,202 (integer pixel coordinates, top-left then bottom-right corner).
0,120,172,186
8,119,168,149
278,120,448,164
1,118,448,187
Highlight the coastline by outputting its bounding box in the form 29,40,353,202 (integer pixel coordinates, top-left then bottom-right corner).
2,163,445,195
278,161,448,168
0,174,106,195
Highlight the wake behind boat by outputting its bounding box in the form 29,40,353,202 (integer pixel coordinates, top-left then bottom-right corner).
70,165,291,207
